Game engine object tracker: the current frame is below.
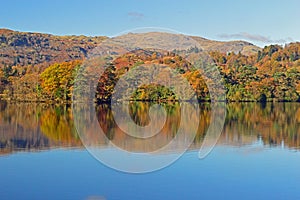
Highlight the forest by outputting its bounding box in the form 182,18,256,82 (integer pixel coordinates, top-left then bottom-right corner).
0,42,300,102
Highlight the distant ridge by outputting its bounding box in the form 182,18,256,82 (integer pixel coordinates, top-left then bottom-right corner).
0,28,107,68
0,28,260,68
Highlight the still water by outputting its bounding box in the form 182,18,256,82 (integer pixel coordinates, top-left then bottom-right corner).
0,102,299,199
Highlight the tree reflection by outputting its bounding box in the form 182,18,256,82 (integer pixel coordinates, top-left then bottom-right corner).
0,102,300,155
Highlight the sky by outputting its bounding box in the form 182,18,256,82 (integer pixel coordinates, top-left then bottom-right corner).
1,0,300,47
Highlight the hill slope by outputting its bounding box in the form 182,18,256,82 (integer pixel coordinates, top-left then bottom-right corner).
0,29,107,67
0,29,260,68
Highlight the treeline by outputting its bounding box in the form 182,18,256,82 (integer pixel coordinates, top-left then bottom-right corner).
0,43,300,102
0,60,82,102
210,43,300,101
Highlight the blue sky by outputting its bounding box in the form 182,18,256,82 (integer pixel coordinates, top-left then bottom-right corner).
1,0,299,47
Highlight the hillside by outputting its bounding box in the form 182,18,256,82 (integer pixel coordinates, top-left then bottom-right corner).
0,29,107,68
102,32,260,54
190,36,260,54
1,29,300,103
0,29,260,68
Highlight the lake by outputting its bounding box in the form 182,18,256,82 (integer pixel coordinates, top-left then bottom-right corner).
0,102,300,199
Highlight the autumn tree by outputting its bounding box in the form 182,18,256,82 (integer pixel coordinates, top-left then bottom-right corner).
40,60,82,101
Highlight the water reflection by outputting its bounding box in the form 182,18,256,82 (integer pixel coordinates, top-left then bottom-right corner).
0,102,81,155
95,102,202,152
0,101,300,155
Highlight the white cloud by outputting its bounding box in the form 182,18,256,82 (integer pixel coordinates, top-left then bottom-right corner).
218,32,293,44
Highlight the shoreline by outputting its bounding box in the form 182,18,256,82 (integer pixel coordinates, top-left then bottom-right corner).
1,99,300,104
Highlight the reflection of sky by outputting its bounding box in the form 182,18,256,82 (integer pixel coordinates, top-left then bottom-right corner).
0,147,299,199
